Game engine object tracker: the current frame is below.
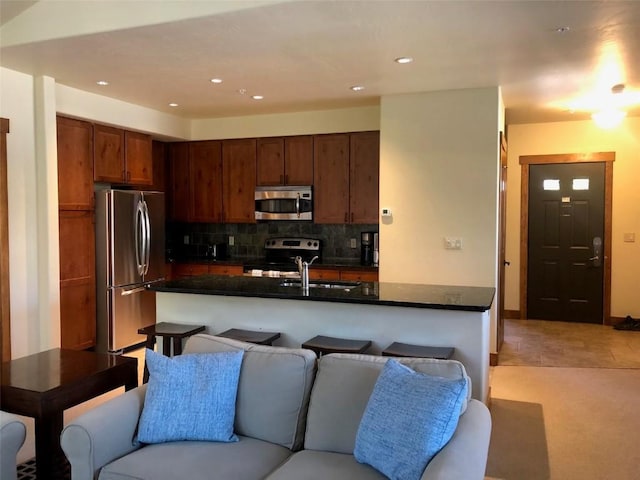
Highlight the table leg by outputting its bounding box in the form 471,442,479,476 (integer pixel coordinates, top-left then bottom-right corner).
173,337,183,355
35,412,66,480
142,334,155,384
162,337,171,356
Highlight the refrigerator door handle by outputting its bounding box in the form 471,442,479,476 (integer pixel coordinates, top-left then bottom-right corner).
142,199,151,276
135,200,146,276
121,286,147,296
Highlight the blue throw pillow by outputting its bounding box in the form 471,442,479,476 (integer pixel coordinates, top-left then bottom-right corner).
354,359,468,480
137,349,244,444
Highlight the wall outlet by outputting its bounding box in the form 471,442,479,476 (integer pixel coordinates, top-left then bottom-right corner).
183,235,189,245
228,235,235,246
444,237,462,250
350,238,357,249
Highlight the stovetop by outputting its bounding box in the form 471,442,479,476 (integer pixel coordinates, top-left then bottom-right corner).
244,237,322,275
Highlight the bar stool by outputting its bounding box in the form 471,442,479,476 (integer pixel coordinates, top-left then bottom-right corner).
138,322,206,383
382,342,454,360
302,335,372,357
217,328,281,346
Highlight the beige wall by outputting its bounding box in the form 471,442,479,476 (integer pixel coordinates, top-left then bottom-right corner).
505,117,640,318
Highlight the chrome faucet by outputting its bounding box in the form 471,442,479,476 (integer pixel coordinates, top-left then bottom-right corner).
295,255,318,291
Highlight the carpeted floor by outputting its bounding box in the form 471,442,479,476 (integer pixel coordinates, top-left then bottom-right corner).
486,366,640,480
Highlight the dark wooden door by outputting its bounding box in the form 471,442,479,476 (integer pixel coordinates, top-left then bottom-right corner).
93,124,124,183
349,131,379,224
284,135,314,185
190,141,223,222
314,134,350,223
497,132,507,350
223,139,256,223
527,162,605,323
256,137,284,185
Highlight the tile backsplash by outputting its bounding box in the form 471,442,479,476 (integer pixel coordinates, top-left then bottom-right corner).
166,222,378,262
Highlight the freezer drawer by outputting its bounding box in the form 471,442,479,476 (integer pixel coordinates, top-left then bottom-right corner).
106,285,156,352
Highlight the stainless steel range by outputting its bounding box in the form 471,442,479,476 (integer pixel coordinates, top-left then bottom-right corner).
244,237,322,278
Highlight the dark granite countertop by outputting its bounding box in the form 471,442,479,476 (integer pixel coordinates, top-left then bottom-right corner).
150,275,494,312
167,257,378,270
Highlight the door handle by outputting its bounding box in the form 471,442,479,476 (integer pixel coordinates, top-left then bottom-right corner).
121,286,147,296
591,237,602,267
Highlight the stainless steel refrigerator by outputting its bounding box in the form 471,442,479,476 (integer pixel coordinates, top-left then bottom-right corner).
95,189,165,353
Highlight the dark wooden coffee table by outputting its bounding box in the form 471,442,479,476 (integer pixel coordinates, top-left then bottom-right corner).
1,348,138,480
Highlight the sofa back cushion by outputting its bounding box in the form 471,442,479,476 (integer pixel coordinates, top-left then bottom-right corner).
184,334,317,450
303,354,471,454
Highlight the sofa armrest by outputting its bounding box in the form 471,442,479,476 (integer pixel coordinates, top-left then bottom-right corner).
421,399,491,480
61,385,147,480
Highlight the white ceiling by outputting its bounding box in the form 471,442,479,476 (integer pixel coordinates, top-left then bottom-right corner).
1,0,639,124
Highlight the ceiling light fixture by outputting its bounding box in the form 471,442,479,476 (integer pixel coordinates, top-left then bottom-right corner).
238,88,247,95
350,85,365,92
210,78,223,84
251,95,264,100
394,57,414,64
96,80,109,86
168,103,179,107
555,26,570,33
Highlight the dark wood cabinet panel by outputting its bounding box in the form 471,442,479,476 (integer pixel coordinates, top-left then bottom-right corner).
93,124,124,183
309,267,341,281
349,131,380,224
257,137,284,186
150,141,167,192
56,116,94,210
124,131,153,185
190,141,223,223
223,139,257,223
208,264,243,276
168,142,190,222
171,263,209,278
59,210,96,350
313,134,350,223
340,269,378,282
285,135,314,185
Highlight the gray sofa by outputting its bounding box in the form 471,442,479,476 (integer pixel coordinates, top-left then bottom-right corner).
61,334,491,480
1,411,27,480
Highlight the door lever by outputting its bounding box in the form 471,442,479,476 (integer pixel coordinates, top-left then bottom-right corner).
591,237,602,267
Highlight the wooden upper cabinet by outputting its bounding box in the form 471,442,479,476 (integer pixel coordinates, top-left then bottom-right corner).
284,135,313,185
257,136,313,186
223,139,257,223
349,131,380,224
257,137,284,185
124,131,153,185
313,134,350,224
93,124,124,183
57,116,94,210
149,141,167,192
94,124,152,185
168,142,191,222
190,141,223,223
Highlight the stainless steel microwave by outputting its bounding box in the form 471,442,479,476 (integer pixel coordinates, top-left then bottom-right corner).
255,186,313,221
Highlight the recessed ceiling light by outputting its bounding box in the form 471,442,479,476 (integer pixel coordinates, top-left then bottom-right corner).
555,26,570,33
210,78,223,84
350,85,365,92
96,80,109,86
394,57,414,64
238,88,247,95
169,103,179,107
251,95,264,100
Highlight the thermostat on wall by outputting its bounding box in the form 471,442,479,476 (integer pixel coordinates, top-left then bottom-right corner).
381,208,392,217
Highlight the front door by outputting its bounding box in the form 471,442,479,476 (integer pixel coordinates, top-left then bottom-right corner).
527,162,605,323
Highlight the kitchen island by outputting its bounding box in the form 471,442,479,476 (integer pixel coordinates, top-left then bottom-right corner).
151,275,494,402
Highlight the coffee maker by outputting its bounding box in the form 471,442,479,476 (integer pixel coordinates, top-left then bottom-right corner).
361,232,375,266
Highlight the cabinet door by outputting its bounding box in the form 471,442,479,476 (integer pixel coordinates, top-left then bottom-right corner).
285,135,313,185
125,131,153,185
59,210,96,349
190,141,223,223
168,143,191,221
223,139,257,223
57,116,94,210
340,269,378,282
313,134,350,223
257,137,284,186
349,132,380,224
93,124,125,183
149,141,167,192
309,267,341,281
208,264,243,276
172,263,209,278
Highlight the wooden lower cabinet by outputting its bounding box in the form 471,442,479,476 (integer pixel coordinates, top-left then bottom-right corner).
209,264,243,276
171,263,243,279
59,210,96,350
310,267,378,282
309,267,341,281
340,269,378,282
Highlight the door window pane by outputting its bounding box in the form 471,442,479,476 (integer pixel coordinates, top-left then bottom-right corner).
543,179,560,190
572,178,589,190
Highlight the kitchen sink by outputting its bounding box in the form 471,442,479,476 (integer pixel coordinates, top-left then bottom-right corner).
279,280,361,291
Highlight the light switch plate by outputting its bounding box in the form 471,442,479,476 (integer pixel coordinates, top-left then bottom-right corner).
444,237,462,250
183,235,189,245
624,232,636,243
350,238,357,249
229,235,235,246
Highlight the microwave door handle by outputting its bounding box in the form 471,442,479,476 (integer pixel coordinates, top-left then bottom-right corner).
296,193,300,218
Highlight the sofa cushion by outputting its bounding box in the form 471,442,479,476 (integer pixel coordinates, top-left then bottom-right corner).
98,435,291,480
304,353,471,454
354,359,468,480
137,349,243,444
264,450,386,480
183,334,317,450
